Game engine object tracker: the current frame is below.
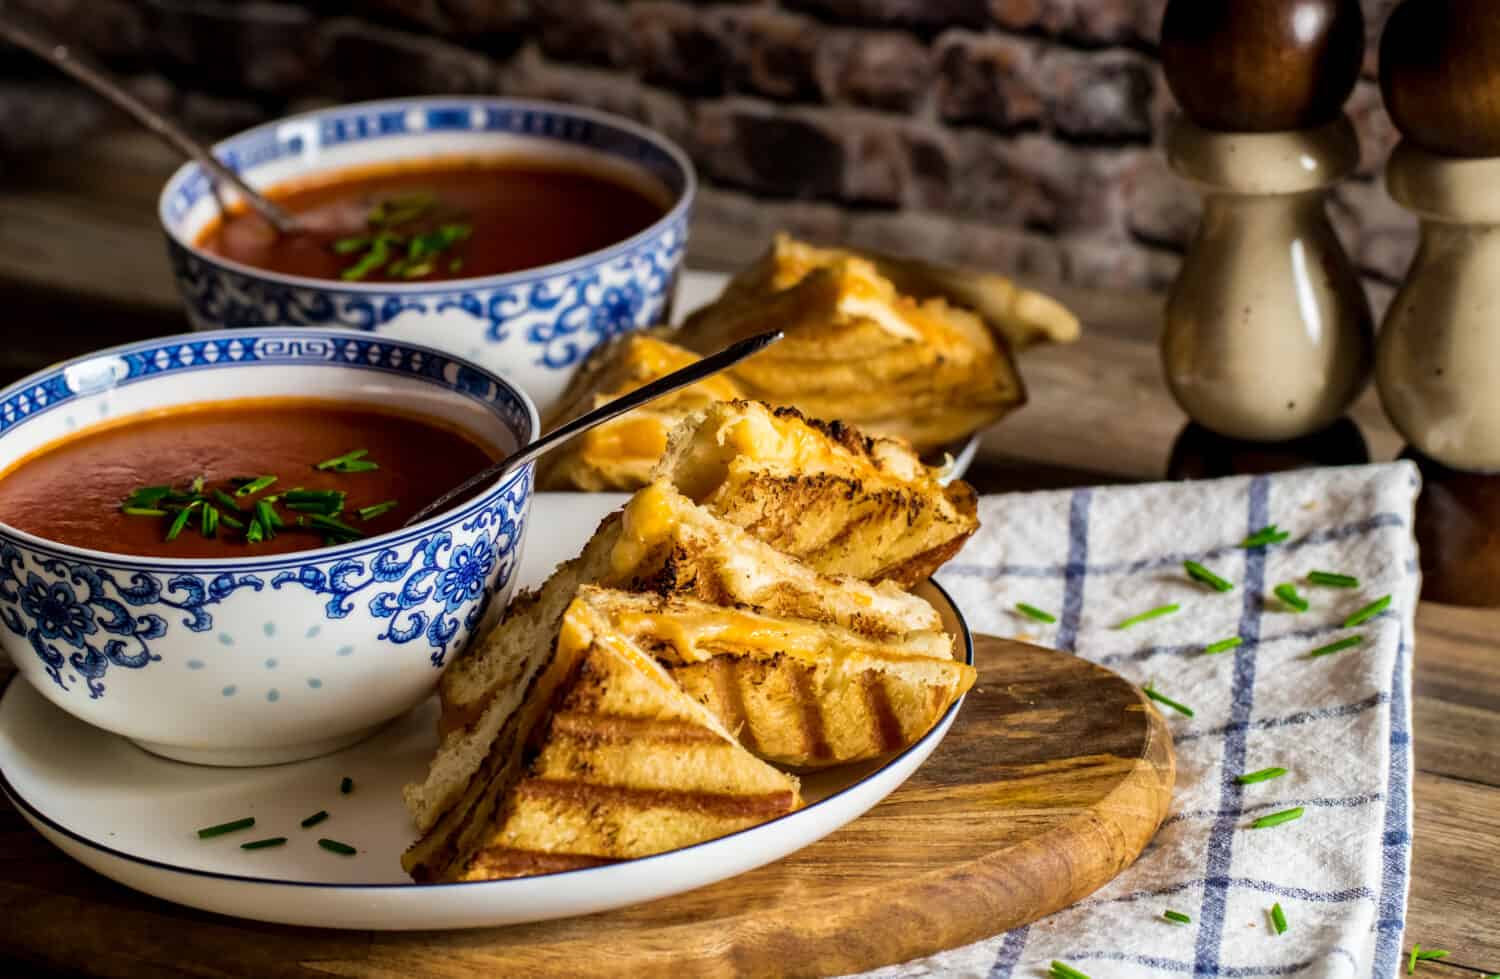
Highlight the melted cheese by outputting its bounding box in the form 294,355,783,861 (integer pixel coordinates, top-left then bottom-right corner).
610,483,682,576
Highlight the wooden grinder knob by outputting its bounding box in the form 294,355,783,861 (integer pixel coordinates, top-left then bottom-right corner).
1380,0,1500,158
1161,0,1365,132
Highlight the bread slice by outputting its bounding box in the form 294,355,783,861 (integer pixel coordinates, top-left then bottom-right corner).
672,234,1028,452
417,595,801,882
655,399,979,587
537,333,746,491
577,586,975,769
403,482,940,864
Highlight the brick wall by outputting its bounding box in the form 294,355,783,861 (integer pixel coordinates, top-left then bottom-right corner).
0,0,1417,299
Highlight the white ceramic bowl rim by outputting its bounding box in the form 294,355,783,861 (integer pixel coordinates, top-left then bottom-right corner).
157,96,698,294
0,326,539,571
0,579,973,892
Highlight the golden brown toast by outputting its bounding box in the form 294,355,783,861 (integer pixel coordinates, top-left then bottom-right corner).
418,596,801,882
655,400,979,587
577,586,975,769
403,483,940,868
537,333,745,491
672,235,1030,452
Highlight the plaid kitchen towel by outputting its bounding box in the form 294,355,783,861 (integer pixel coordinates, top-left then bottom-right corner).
859,462,1421,979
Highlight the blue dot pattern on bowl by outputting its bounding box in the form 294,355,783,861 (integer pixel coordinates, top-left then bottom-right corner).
267,689,280,703
265,658,278,669
186,659,204,670
222,685,237,697
263,622,276,637
336,645,354,657
218,633,234,646
308,678,322,689
305,625,321,638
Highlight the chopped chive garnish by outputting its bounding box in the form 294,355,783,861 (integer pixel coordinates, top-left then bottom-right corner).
449,257,463,273
402,261,434,279
341,246,390,281
121,506,169,517
315,449,369,471
201,504,219,539
254,500,280,539
1241,525,1290,549
318,837,357,855
1049,962,1091,979
1250,807,1304,829
245,518,265,544
1342,595,1391,628
1271,902,1288,935
165,502,198,542
189,475,205,495
123,485,172,508
240,836,287,851
356,500,398,521
212,489,247,515
307,514,364,540
1015,603,1057,624
1185,560,1234,592
1114,604,1179,630
1202,636,1243,655
234,475,277,497
219,510,245,531
1308,571,1359,588
1274,583,1309,612
300,809,329,829
1308,635,1364,658
1236,766,1288,785
1164,909,1192,924
1415,949,1449,963
332,459,379,473
1143,682,1194,717
1409,946,1419,974
340,776,353,794
332,235,370,254
197,816,255,839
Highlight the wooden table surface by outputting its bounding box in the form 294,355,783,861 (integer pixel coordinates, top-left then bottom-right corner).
0,132,1495,977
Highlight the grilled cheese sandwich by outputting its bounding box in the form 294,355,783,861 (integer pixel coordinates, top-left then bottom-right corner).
655,400,979,587
578,586,975,769
673,235,1030,452
434,596,802,882
403,482,940,876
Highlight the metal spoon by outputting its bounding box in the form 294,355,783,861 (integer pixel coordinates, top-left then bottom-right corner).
0,11,300,234
404,329,783,527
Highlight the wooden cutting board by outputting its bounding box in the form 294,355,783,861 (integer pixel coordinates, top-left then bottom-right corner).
0,635,1173,978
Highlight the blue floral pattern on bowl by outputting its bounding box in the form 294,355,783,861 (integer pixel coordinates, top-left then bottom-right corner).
0,328,537,765
159,98,696,413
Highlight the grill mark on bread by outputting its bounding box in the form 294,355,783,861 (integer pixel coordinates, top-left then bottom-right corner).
549,712,726,745
789,662,832,762
515,779,800,819
707,656,759,754
862,669,906,753
463,848,618,879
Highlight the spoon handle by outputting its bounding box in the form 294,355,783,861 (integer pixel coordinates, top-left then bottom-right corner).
0,12,299,234
404,329,784,527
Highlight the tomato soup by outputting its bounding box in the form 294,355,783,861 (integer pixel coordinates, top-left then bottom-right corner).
0,399,498,559
195,158,667,284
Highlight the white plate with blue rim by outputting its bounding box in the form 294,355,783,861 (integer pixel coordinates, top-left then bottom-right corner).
0,491,973,930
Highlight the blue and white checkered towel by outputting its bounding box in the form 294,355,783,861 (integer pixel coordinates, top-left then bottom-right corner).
858,462,1421,979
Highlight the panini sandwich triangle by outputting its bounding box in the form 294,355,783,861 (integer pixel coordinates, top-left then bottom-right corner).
444,593,803,882
577,586,976,770
655,399,979,587
403,482,942,880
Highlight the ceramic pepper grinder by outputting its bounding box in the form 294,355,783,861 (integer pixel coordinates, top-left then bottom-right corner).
1377,0,1500,605
1158,0,1375,479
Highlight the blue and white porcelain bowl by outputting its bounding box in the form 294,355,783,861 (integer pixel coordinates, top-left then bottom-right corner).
0,328,537,767
158,97,695,416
